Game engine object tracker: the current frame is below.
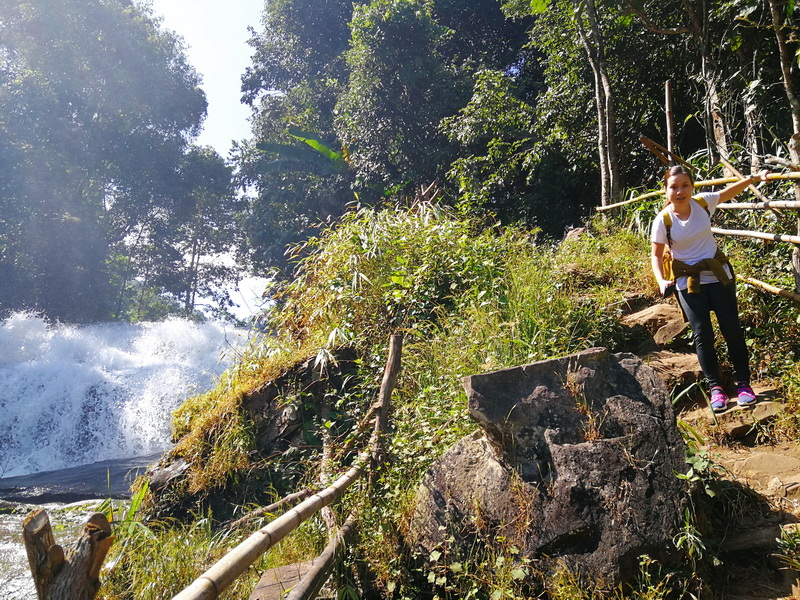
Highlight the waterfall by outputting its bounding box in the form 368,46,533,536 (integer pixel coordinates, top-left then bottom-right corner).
0,312,248,478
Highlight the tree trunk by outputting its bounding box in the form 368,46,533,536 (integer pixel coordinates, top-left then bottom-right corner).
768,0,800,291
585,0,621,203
575,0,620,206
23,510,114,600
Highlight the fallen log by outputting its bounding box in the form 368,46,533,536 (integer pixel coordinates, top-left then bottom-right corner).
23,509,114,600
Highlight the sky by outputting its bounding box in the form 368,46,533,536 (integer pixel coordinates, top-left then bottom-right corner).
148,0,264,156
147,0,268,319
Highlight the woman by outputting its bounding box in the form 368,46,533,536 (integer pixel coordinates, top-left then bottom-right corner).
650,165,768,412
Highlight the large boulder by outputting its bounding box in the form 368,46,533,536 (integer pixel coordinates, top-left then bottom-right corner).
408,348,687,590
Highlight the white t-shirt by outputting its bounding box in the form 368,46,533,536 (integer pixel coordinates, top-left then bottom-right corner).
651,191,730,289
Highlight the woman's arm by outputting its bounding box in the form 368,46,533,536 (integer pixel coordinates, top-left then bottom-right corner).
651,241,672,295
718,169,770,203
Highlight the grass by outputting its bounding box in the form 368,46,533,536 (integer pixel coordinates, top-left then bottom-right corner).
96,191,800,599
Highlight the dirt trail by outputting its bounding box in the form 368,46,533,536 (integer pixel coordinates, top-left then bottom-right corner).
670,376,800,598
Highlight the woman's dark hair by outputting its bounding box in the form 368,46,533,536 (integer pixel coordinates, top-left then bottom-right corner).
663,165,694,187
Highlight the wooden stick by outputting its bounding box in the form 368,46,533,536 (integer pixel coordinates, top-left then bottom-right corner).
739,276,800,302
640,136,693,170
22,510,61,600
370,332,403,474
226,489,313,530
665,82,674,161
711,226,800,245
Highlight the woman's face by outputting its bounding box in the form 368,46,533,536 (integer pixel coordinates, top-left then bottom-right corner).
665,173,693,209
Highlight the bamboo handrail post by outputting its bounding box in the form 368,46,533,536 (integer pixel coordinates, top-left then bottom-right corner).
369,332,403,483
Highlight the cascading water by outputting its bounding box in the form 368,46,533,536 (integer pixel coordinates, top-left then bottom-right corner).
0,312,252,598
0,312,249,479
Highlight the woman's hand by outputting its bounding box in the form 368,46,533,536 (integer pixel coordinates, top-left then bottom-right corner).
659,278,676,298
752,168,770,182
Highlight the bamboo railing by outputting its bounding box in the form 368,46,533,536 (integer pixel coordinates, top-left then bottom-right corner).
596,172,800,212
597,171,800,303
710,227,800,245
169,332,404,600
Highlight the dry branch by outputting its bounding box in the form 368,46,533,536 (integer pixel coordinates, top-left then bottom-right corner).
226,489,313,530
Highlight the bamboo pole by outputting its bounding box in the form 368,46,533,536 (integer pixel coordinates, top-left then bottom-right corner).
283,512,358,600
711,226,800,245
665,82,674,162
171,458,368,600
740,276,800,302
597,172,800,211
716,200,800,210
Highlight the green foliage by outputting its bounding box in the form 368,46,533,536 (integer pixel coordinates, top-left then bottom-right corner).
775,526,800,573
269,201,522,347
335,0,467,193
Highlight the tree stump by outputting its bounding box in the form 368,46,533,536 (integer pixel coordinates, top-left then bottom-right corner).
22,509,114,600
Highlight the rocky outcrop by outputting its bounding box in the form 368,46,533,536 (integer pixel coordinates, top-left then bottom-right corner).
408,348,687,591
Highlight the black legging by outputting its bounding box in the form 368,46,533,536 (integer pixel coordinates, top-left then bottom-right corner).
677,281,751,389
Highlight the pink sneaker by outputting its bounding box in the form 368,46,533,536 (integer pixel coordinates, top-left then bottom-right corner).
736,382,757,406
710,386,729,412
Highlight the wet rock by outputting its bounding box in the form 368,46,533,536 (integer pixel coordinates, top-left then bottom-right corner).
408,348,687,590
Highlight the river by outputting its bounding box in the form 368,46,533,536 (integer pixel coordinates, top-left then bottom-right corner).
0,312,251,598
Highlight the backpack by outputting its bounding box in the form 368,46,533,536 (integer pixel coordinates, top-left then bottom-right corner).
659,195,709,288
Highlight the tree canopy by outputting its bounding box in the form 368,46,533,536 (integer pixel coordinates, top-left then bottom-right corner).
5,0,800,321
0,0,244,322
238,0,800,266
